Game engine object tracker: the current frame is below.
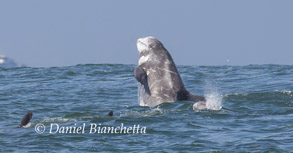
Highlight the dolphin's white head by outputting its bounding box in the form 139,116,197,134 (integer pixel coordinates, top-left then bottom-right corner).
136,36,163,54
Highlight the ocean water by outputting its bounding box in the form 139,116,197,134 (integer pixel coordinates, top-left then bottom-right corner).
0,64,293,152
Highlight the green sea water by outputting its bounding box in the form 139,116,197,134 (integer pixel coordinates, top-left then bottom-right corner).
0,64,293,152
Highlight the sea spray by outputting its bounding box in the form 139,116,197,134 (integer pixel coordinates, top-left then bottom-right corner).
205,90,223,110
138,84,148,106
193,81,223,111
204,81,223,110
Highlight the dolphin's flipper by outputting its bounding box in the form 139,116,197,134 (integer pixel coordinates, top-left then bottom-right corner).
134,66,151,95
18,112,33,128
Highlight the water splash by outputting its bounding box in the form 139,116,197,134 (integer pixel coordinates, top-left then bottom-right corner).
275,90,293,95
138,83,147,106
120,108,164,117
205,81,223,110
42,117,77,123
205,90,223,111
193,81,223,111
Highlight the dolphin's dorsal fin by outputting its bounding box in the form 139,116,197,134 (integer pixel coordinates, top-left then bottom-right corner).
18,112,33,128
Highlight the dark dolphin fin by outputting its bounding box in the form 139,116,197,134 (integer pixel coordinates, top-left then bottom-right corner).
108,111,113,116
187,93,206,102
134,66,151,95
18,112,33,128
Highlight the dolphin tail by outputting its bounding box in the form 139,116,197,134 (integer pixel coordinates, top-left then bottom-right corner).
187,93,206,102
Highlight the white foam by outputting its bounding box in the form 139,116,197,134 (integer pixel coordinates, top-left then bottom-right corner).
120,107,164,117
275,90,292,94
43,117,77,123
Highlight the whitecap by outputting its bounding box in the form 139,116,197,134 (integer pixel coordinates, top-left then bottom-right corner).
42,117,77,123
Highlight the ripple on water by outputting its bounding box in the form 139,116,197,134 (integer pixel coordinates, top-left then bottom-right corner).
1,64,293,152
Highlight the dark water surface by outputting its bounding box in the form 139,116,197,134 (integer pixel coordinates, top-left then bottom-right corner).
0,64,293,152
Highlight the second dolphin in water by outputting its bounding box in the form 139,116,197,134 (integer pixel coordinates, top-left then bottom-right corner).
18,112,33,128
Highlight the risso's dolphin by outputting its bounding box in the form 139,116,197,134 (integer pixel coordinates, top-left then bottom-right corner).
134,36,205,107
